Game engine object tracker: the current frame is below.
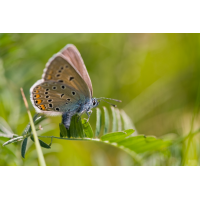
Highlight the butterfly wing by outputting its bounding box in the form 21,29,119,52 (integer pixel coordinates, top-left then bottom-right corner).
42,53,91,98
30,80,84,115
61,44,93,96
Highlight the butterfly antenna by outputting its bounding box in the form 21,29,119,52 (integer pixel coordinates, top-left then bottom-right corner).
97,97,122,102
99,99,117,107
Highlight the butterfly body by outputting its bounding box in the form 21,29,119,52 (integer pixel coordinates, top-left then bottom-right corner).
30,44,100,129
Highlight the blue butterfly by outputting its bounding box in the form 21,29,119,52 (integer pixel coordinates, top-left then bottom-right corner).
30,44,121,129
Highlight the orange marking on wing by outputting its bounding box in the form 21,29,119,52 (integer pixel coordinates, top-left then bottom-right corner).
36,86,41,89
35,94,40,98
37,99,42,104
49,70,53,74
47,75,52,80
34,90,39,93
40,105,46,111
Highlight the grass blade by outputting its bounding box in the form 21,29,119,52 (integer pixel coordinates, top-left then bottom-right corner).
95,108,102,138
20,88,46,166
103,106,109,135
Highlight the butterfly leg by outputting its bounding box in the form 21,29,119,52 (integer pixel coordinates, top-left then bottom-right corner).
86,110,92,122
62,112,72,129
77,108,87,122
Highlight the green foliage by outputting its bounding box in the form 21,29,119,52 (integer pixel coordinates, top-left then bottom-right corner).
1,33,200,166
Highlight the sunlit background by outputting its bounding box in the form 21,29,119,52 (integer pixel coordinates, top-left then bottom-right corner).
0,33,200,165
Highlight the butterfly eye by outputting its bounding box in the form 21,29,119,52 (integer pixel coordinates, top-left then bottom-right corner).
93,100,96,106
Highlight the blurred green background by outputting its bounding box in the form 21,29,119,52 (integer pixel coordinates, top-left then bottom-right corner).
0,33,200,166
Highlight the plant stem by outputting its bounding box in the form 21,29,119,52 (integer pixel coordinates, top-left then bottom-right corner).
20,88,46,166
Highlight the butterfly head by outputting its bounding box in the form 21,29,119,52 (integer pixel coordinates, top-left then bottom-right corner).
91,97,100,109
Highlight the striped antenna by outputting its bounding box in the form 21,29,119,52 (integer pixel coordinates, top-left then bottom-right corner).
96,97,122,102
99,99,117,107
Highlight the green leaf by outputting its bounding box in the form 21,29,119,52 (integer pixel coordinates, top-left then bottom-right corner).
101,131,127,142
111,106,117,132
103,106,109,135
30,135,51,149
22,114,46,136
115,108,122,131
117,135,171,154
117,135,147,146
120,109,134,130
59,123,68,137
33,114,46,125
76,117,84,138
110,129,135,143
70,115,79,138
95,108,102,137
82,119,93,138
21,138,28,158
2,136,24,146
124,129,135,136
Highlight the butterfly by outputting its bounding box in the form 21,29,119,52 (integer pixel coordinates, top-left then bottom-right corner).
30,44,121,129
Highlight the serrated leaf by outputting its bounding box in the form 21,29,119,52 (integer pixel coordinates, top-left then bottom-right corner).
30,135,51,149
111,106,117,132
21,138,28,158
101,131,127,142
82,119,93,138
95,108,102,137
2,136,24,146
103,107,109,135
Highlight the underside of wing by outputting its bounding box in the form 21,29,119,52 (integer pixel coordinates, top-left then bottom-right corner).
30,80,84,115
42,53,91,98
61,44,93,96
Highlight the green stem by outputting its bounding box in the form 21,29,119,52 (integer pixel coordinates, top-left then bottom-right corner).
21,88,46,166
